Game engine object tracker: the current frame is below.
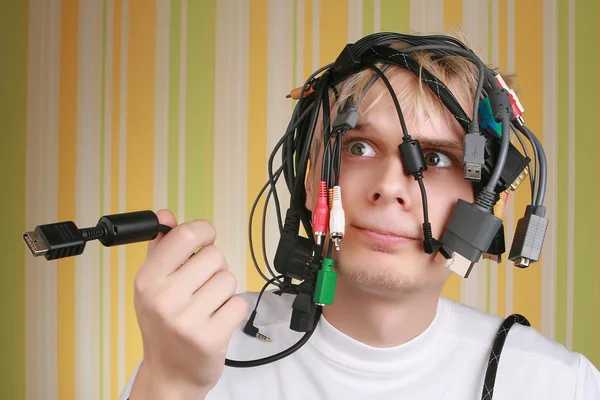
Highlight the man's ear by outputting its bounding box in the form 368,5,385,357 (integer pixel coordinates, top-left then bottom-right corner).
305,160,315,212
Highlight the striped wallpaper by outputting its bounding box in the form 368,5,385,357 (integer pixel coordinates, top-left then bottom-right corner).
0,0,598,398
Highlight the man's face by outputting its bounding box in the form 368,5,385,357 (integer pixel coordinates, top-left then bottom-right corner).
306,70,475,296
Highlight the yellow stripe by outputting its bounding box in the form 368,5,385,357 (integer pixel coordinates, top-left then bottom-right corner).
57,0,78,398
246,0,269,292
319,0,348,66
110,0,121,397
304,0,313,81
125,0,156,378
513,0,543,330
443,0,462,31
496,0,507,318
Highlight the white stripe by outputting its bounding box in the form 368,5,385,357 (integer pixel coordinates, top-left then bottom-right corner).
178,0,188,223
348,0,363,42
296,0,305,88
489,0,500,316
504,0,515,316
373,0,381,33
76,0,104,398
409,0,425,32
117,0,129,392
154,0,170,212
541,0,558,340
566,0,575,351
25,0,60,397
102,1,115,398
312,0,320,71
213,0,249,290
265,0,294,280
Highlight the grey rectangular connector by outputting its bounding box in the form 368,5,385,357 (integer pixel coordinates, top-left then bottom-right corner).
463,133,486,181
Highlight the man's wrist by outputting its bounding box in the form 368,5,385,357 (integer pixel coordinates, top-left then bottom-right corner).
128,361,210,400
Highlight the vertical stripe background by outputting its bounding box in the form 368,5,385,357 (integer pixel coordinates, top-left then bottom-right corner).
0,1,598,398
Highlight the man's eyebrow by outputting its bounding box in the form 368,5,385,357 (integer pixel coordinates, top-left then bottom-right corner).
352,122,464,150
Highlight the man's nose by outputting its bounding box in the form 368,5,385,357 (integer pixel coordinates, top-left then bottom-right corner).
367,155,416,208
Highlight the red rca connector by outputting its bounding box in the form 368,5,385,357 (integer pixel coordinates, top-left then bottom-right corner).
312,181,329,245
495,74,525,123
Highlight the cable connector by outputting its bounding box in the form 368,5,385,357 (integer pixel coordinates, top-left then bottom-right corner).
243,311,271,342
329,186,345,251
508,205,548,268
313,258,337,306
332,103,360,133
495,74,524,123
398,136,427,178
483,223,506,263
463,131,486,182
444,249,476,278
312,181,329,245
23,210,162,261
439,199,503,267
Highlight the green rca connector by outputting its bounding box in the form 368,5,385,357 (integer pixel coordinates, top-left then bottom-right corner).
313,257,337,305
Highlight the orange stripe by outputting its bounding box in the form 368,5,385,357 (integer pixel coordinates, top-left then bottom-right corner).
444,0,463,31
125,0,157,378
110,0,121,397
496,0,507,318
246,0,269,292
319,0,348,66
513,0,543,330
57,0,79,398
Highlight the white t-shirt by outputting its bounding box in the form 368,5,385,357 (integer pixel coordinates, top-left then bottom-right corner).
120,291,600,399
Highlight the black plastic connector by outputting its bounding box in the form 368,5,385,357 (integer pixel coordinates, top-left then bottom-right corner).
290,291,319,332
243,311,271,341
440,199,503,265
508,206,548,268
480,126,531,193
483,223,506,262
331,44,364,82
399,137,427,177
23,221,86,260
22,210,164,261
332,104,360,132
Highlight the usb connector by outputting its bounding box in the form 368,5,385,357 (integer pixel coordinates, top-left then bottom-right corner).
463,133,486,182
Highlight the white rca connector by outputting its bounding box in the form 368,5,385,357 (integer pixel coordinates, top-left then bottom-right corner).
329,186,345,251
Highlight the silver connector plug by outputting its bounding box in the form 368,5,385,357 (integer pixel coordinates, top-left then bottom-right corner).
22,231,49,257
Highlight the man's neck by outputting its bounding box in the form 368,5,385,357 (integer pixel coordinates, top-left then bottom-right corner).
321,277,442,348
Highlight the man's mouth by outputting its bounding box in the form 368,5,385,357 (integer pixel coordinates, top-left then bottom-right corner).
351,225,419,248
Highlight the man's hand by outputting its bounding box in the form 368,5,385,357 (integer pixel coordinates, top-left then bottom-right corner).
128,209,248,400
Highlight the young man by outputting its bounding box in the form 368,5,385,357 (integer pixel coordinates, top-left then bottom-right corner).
122,33,600,399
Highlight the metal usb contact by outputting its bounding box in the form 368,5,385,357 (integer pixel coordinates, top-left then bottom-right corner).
22,231,49,257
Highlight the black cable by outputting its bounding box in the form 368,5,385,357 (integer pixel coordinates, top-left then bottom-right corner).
368,65,410,137
510,123,536,201
485,114,511,192
481,314,530,400
517,124,547,206
262,185,282,282
226,307,322,368
249,165,286,283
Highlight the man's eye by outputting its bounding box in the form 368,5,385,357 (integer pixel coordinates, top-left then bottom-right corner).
347,141,376,157
424,151,453,167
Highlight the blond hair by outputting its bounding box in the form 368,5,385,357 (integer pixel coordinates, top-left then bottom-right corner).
310,30,512,157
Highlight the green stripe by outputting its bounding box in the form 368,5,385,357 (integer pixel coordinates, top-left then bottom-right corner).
168,0,181,218
555,0,568,348
573,0,598,360
380,0,410,33
185,0,215,221
99,0,108,398
0,0,27,398
363,0,374,35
